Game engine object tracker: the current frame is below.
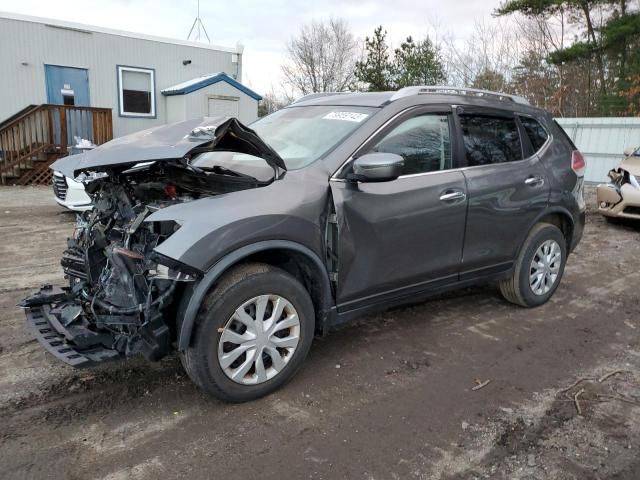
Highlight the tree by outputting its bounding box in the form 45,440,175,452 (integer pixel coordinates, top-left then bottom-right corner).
442,19,523,92
621,74,640,115
281,18,359,95
354,26,394,91
392,36,446,87
472,69,508,91
510,48,561,112
355,27,445,91
258,91,288,117
496,0,640,115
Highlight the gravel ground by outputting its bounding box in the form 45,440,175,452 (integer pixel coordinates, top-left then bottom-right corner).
0,185,639,480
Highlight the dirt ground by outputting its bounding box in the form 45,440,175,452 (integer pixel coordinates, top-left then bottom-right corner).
0,185,639,480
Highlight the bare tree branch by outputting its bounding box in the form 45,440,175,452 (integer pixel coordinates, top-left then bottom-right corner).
281,18,359,96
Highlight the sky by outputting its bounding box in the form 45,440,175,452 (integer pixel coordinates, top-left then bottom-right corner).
0,0,504,95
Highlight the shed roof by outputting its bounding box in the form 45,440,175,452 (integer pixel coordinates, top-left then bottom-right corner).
161,72,262,101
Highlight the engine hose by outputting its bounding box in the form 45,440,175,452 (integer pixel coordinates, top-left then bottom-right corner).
81,283,176,315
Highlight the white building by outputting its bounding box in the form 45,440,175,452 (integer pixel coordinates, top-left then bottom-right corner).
0,11,261,138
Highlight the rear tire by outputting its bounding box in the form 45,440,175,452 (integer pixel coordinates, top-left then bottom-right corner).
499,223,567,308
180,263,314,402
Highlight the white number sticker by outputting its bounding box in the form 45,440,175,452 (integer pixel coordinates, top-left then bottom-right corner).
322,111,369,122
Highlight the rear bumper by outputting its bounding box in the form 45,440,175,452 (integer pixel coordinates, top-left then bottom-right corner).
22,289,121,368
597,183,640,220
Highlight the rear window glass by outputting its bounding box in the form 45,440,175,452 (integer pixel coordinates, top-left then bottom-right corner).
520,117,549,152
460,115,523,166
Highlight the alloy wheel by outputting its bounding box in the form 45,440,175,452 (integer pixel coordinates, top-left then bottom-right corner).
529,239,562,296
217,294,301,385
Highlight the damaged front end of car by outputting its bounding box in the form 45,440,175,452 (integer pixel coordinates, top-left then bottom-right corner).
19,117,286,367
597,157,640,220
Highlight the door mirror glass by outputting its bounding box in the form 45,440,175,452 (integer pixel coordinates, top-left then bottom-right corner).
351,152,404,182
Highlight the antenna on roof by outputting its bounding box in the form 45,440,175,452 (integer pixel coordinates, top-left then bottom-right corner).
187,0,211,43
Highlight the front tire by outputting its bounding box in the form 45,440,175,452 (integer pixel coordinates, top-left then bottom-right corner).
181,263,315,402
499,223,567,308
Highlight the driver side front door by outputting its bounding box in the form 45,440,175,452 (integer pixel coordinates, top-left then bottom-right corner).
329,107,468,313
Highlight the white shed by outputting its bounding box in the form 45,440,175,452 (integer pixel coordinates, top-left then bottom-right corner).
162,72,261,125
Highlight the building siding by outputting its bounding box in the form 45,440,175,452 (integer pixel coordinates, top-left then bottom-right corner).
182,81,259,124
556,117,640,183
0,15,243,137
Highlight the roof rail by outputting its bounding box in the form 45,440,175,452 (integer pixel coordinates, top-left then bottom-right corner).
389,86,530,106
290,92,350,105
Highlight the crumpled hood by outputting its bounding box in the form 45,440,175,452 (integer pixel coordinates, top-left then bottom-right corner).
620,154,640,177
51,116,286,178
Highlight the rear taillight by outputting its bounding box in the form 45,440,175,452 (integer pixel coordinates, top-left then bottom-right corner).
571,150,586,177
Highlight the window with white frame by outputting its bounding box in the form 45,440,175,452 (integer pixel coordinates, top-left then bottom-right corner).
117,66,155,117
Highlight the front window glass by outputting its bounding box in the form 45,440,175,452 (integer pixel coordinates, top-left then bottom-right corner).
460,115,523,166
370,114,452,175
251,106,375,169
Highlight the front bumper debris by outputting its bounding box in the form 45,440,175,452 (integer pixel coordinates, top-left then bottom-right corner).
21,286,121,368
597,182,640,219
24,304,121,367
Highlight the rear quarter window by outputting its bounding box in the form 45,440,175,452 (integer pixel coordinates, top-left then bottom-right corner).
520,117,549,152
552,120,577,150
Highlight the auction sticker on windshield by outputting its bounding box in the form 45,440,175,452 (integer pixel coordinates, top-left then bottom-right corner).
323,111,369,122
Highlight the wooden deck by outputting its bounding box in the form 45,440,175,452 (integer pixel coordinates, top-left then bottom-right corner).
0,104,113,185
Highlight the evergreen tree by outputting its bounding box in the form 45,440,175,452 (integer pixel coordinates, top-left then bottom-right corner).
354,26,394,91
392,36,446,87
497,0,640,115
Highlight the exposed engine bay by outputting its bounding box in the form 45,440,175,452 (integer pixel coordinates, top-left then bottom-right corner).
20,117,285,366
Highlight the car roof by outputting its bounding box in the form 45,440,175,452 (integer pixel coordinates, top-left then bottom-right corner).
288,88,548,117
291,92,395,107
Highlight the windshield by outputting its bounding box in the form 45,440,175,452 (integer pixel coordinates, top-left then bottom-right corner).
251,105,375,169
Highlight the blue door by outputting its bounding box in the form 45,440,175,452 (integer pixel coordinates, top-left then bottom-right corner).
45,65,90,106
44,65,91,145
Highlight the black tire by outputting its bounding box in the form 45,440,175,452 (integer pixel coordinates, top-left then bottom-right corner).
180,262,315,402
499,223,567,308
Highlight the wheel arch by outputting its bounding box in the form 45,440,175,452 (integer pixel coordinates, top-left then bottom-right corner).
518,208,575,258
176,240,334,351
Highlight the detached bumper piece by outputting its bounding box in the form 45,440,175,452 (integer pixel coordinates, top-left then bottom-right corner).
21,286,121,368
25,305,121,367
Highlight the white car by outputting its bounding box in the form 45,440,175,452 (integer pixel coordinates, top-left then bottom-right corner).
52,170,93,212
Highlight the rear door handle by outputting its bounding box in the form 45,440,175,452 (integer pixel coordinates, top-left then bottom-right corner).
439,190,466,202
524,176,545,187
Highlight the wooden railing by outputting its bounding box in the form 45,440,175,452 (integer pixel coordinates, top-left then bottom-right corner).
0,104,113,185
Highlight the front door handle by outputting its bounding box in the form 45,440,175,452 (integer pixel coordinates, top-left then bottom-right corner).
439,190,466,202
524,176,545,187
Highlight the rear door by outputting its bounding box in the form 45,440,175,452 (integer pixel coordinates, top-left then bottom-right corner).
456,108,550,279
330,107,468,311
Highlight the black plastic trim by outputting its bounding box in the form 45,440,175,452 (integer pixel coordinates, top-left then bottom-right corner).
176,240,333,351
24,305,120,368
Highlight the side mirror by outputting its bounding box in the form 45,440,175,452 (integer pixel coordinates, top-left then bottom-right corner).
350,152,404,182
623,146,638,157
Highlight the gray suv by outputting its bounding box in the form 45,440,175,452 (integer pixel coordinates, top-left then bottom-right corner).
21,86,586,402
